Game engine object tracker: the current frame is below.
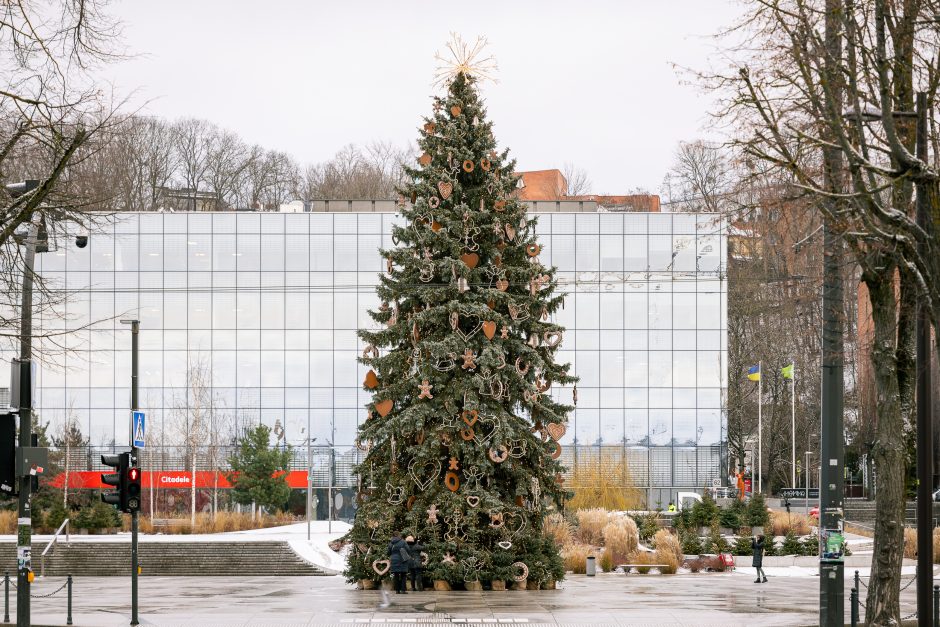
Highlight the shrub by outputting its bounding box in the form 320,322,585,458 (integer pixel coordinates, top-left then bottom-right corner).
707,522,730,553
781,531,802,555
636,512,660,543
603,516,638,563
633,551,652,574
45,500,68,533
746,493,770,528
904,527,918,559
653,528,683,568
681,532,703,556
543,512,573,546
691,490,719,528
733,535,754,556
769,510,812,536
0,509,15,534
598,548,615,572
762,537,778,557
561,543,593,574
566,458,645,511
574,508,609,546
719,500,745,530
801,534,820,556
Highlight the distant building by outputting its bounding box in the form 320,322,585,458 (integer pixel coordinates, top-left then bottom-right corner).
514,169,661,212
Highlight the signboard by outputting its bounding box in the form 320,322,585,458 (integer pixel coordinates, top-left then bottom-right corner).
132,411,145,448
48,470,314,490
779,487,820,499
743,477,753,494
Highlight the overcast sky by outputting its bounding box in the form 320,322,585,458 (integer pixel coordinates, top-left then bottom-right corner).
105,1,744,196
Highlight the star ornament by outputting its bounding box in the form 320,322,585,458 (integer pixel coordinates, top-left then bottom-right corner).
433,34,499,87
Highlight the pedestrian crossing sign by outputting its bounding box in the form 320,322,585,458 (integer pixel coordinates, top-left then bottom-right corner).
133,411,145,448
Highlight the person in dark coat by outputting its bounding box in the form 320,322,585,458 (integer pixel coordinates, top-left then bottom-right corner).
405,535,425,591
752,535,767,583
388,531,411,594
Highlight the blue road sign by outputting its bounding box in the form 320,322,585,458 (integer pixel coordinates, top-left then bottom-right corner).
132,411,145,448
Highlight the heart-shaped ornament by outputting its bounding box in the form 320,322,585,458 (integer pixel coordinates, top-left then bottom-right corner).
496,278,509,292
438,181,453,200
418,153,432,166
497,541,513,550
375,399,393,417
543,331,562,348
409,458,441,491
505,224,516,240
546,422,566,442
363,370,379,389
460,252,479,269
372,559,391,576
482,321,497,340
466,496,480,508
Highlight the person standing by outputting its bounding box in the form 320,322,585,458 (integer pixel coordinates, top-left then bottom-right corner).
389,531,411,594
752,534,767,583
405,535,425,591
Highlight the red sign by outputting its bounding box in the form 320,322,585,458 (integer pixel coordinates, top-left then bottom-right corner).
48,471,311,490
743,478,753,494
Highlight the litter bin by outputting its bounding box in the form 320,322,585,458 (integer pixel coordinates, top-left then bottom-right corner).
586,555,596,576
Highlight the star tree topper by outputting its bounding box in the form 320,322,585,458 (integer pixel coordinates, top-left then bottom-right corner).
433,34,499,88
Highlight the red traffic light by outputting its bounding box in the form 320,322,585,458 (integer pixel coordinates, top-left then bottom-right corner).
128,467,139,481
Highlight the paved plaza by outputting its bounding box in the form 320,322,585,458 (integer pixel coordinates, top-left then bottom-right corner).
17,569,921,627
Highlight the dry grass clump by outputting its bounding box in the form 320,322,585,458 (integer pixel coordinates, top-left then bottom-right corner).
653,528,682,573
602,516,638,563
125,511,296,534
899,527,940,563
543,512,573,546
0,510,15,534
903,527,917,559
769,510,812,536
575,508,609,545
599,548,615,572
561,543,593,574
628,551,653,574
567,458,645,511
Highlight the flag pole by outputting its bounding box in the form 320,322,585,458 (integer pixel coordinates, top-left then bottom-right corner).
791,363,796,487
758,360,762,494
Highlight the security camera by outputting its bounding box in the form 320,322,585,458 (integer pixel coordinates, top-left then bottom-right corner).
74,225,88,248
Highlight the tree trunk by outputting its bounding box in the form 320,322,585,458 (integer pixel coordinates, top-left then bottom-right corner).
864,274,907,626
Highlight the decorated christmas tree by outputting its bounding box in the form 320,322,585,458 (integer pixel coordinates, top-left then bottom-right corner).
344,38,576,590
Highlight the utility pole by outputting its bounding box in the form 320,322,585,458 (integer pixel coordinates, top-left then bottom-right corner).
819,1,845,623
914,90,933,627
9,180,40,627
121,319,140,627
16,226,36,627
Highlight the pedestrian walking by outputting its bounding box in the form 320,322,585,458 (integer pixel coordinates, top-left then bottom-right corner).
389,531,411,594
752,534,767,583
405,535,425,591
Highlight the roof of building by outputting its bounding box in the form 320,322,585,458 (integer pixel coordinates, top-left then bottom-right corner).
513,170,568,200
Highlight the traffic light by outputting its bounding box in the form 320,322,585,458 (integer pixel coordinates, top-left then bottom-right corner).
0,413,15,497
126,464,141,513
101,452,129,511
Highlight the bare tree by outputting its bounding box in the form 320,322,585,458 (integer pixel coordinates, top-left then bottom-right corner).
171,358,213,527
562,162,591,196
706,0,940,621
660,141,735,212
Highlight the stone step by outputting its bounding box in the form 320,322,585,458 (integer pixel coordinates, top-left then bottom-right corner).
0,541,326,577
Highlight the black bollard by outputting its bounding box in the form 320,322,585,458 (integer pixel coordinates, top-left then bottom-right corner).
855,569,860,593
67,574,73,626
850,587,858,627
934,584,938,626
3,572,8,624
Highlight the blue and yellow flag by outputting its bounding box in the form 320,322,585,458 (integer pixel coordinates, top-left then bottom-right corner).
781,363,794,380
747,364,761,381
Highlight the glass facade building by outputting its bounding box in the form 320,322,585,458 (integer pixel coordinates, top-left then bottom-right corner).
10,202,727,506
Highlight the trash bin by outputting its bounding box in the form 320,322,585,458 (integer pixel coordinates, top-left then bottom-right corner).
586,555,596,576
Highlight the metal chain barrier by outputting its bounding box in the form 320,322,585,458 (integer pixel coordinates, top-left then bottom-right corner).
8,578,69,598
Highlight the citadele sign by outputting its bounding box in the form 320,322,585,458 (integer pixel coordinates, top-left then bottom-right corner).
48,470,312,490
